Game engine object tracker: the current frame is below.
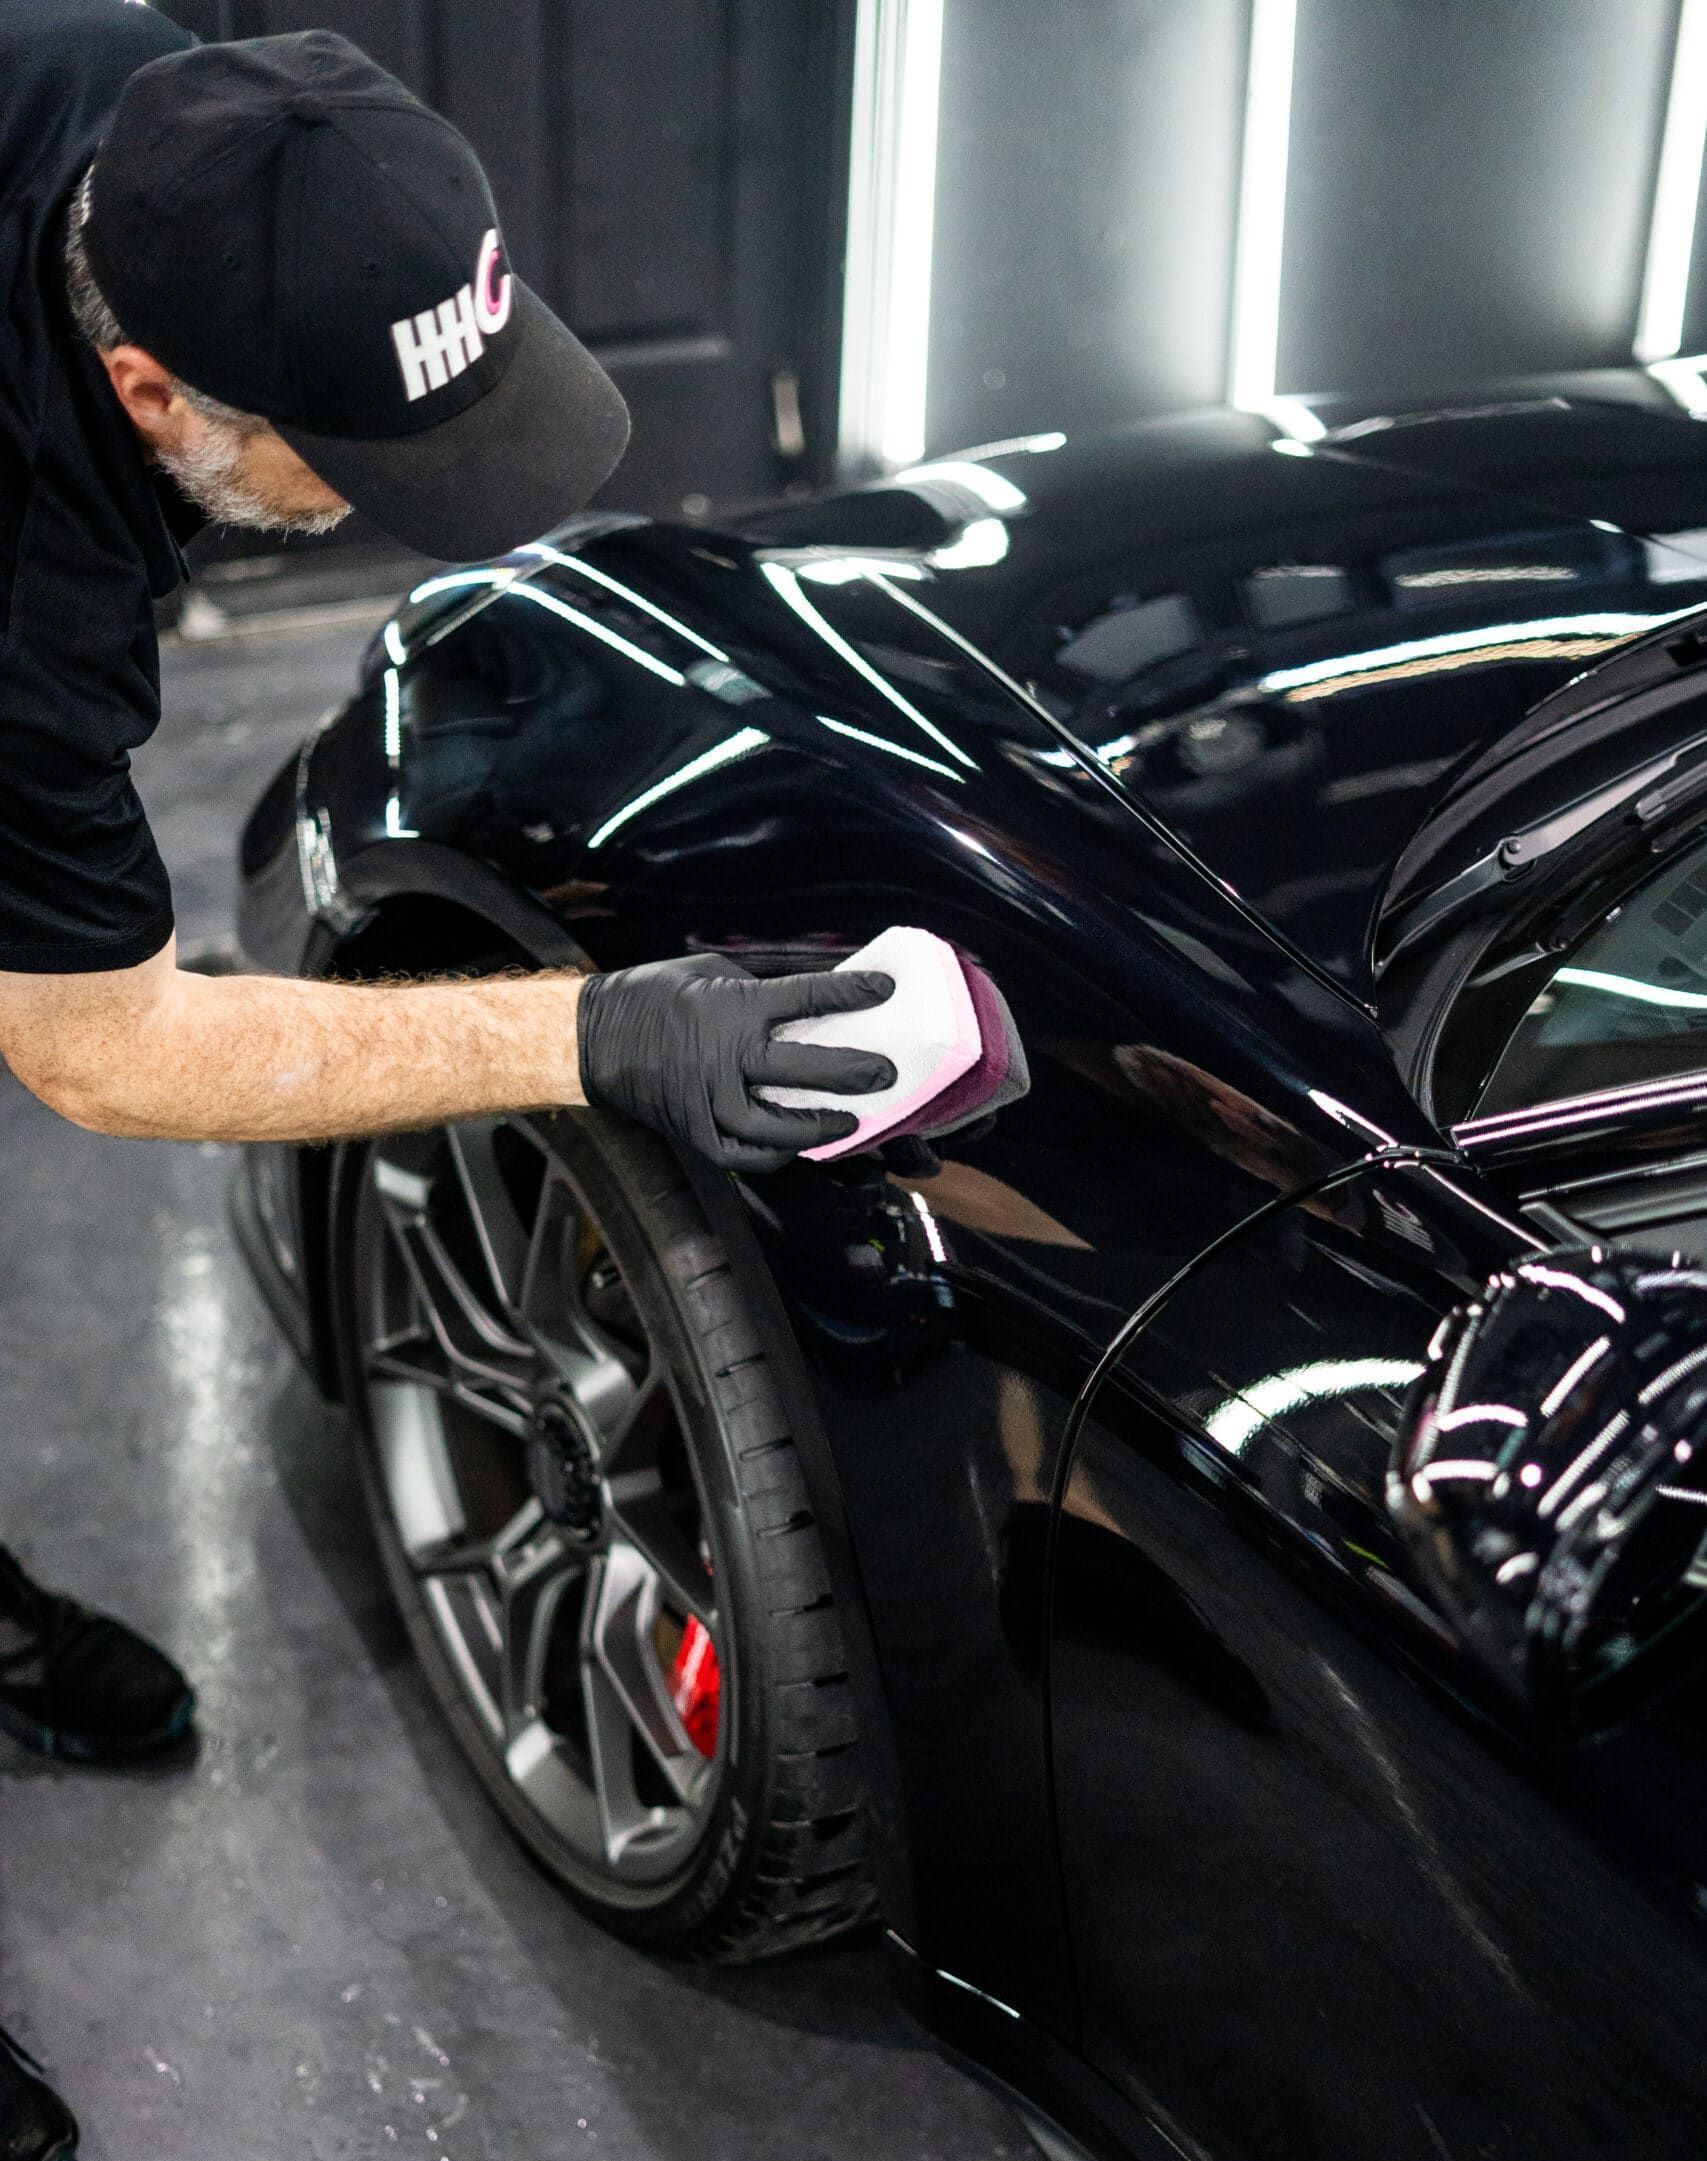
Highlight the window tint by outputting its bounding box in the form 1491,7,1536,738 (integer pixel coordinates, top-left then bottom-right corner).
1474,844,1707,1117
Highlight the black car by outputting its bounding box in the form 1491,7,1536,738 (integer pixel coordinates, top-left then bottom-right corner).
236,387,1707,2161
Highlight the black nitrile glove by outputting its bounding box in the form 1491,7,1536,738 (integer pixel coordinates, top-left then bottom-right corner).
577,953,898,1171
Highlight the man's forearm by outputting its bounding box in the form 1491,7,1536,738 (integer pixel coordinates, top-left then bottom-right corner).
6,947,587,1142
0,939,902,1167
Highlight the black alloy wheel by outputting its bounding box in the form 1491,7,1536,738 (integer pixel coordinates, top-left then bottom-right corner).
338,1106,879,1957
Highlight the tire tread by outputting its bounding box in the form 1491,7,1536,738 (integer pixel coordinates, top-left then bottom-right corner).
615,1161,879,1963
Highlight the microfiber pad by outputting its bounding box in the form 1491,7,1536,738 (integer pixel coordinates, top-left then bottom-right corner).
758,925,980,1161
889,955,1006,1138
913,959,1030,1140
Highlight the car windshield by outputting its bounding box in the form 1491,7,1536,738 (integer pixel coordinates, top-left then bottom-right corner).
1473,841,1707,1118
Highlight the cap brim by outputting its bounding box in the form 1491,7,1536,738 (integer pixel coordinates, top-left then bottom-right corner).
276,282,630,561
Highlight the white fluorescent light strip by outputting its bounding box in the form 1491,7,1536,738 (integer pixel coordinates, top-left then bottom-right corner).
759,561,974,767
1648,354,1707,412
816,712,964,781
1637,0,1707,363
586,726,770,850
839,0,945,470
1228,0,1300,416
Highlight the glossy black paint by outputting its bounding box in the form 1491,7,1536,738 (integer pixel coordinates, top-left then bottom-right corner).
236,388,1707,2160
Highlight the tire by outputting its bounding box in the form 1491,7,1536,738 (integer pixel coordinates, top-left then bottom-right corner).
333,1105,880,1960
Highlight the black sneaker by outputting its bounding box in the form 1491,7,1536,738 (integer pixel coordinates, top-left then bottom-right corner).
0,1547,194,1763
0,2025,77,2161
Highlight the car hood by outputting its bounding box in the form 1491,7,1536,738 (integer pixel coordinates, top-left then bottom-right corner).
737,400,1707,992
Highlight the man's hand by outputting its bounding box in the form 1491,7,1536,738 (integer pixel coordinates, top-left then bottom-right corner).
577,953,897,1170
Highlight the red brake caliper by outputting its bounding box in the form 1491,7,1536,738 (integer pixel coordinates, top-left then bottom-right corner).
670,1616,721,1757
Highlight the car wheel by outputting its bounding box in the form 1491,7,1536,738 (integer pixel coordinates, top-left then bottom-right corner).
334,1106,879,1959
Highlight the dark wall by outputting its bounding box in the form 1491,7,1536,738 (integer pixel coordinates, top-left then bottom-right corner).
1280,0,1677,398
927,0,1249,455
164,0,851,518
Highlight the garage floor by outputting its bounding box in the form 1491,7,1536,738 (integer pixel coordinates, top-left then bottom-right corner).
0,574,1031,2161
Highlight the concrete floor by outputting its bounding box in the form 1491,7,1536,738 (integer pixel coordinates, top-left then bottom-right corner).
0,585,1031,2161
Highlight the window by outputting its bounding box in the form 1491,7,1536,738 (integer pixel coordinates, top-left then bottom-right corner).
1473,840,1707,1117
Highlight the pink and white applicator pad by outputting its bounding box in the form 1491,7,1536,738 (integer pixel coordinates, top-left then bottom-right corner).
759,925,1025,1161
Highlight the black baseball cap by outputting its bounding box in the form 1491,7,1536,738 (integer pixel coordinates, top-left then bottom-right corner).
84,31,630,560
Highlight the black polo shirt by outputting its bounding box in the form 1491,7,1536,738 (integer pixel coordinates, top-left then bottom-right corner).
0,0,202,974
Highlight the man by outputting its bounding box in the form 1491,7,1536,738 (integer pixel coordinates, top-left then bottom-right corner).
0,10,898,2153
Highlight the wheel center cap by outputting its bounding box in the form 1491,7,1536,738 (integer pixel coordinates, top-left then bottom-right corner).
526,1394,605,1544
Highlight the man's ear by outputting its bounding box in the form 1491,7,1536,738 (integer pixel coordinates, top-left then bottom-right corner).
97,344,184,446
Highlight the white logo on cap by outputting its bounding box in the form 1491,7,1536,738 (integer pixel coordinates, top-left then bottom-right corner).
389,227,514,403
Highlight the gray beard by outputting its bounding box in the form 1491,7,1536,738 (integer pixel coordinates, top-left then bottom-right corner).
154,425,351,538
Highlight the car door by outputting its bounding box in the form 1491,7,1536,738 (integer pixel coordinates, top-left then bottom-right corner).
1048,816,1707,2159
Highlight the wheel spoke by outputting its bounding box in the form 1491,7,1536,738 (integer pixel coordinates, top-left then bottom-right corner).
556,1341,644,1451
365,1328,532,1439
601,1378,716,1628
413,1497,543,1573
446,1120,539,1318
517,1166,583,1345
494,1520,584,1734
585,1542,712,1814
604,1488,716,1631
579,1553,666,1862
597,1370,668,1480
371,1149,539,1410
519,1167,647,1415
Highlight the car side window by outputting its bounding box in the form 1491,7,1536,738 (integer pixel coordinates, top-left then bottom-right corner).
1472,841,1707,1118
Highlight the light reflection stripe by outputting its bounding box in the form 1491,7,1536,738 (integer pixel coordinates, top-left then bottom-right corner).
759,561,974,767
1259,610,1697,700
815,714,964,781
383,666,402,763
1538,1411,1630,1519
1638,1339,1707,1405
1515,1264,1628,1324
1204,1356,1426,1454
1554,965,1707,1012
508,583,687,686
406,569,514,605
1434,1403,1526,1432
585,726,770,850
514,544,732,663
1540,1335,1611,1418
